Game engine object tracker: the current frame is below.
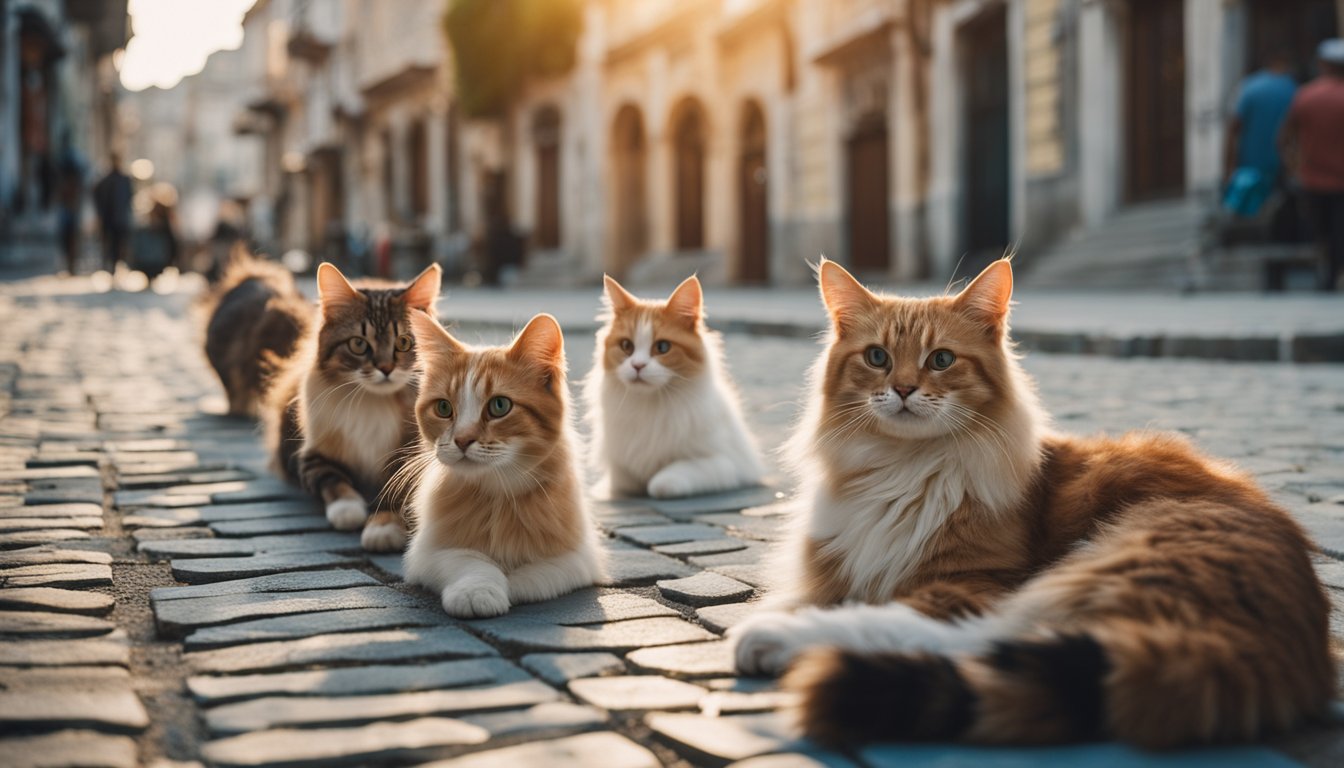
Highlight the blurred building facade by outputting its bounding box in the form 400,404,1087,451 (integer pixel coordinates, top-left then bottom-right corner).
0,0,127,256
118,0,1341,285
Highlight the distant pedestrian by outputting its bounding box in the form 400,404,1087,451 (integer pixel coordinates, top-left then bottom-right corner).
54,133,86,275
1279,39,1344,291
1223,51,1296,217
92,153,133,274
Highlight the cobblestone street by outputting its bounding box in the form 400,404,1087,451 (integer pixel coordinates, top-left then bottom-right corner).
3,274,1344,767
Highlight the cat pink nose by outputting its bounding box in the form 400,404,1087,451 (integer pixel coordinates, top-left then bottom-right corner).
631,362,646,372
454,437,476,451
894,385,918,399
377,363,394,376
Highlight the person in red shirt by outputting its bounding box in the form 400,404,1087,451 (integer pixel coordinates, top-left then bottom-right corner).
1280,39,1344,291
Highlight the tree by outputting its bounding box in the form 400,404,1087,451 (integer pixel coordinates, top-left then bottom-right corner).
443,0,584,119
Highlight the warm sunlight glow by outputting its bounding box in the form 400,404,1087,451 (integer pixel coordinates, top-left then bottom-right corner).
118,0,256,91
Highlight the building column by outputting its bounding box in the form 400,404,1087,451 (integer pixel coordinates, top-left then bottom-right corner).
1184,0,1226,200
1078,0,1122,227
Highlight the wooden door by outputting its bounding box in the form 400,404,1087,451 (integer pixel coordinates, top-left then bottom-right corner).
962,7,1010,255
534,107,561,249
674,104,706,250
1126,0,1185,202
1248,0,1337,80
847,117,890,273
612,106,648,276
738,103,768,283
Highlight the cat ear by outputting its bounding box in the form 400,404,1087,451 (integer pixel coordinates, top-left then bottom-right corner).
603,275,638,313
818,258,879,333
401,263,442,312
408,310,464,365
665,275,703,327
316,262,363,312
508,313,565,371
954,259,1013,336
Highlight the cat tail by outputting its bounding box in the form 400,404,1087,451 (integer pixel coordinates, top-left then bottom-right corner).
786,618,1327,749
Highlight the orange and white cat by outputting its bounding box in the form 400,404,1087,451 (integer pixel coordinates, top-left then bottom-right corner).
403,312,604,618
729,259,1332,748
585,276,764,498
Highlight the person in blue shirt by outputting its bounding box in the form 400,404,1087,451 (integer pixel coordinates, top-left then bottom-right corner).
1222,52,1297,216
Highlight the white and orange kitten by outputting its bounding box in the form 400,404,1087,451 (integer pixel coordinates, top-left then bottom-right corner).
584,276,765,499
403,312,604,618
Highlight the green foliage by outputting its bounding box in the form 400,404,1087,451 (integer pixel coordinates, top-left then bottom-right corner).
444,0,583,119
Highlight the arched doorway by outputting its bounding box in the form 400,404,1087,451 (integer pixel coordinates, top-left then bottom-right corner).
671,99,707,250
738,100,769,283
532,106,562,249
1126,0,1185,201
960,6,1010,259
846,112,890,273
610,104,648,276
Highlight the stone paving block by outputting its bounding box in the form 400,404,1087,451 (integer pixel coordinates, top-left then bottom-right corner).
185,606,447,649
1297,508,1344,559
368,554,405,580
0,587,115,615
211,483,309,505
688,540,773,568
858,743,1302,768
627,640,737,679
0,465,100,482
647,711,796,766
204,679,561,735
506,588,678,625
645,487,784,518
0,729,138,768
0,664,132,690
150,568,379,601
188,658,523,704
472,616,717,652
599,549,698,586
422,731,660,768
154,585,423,636
458,701,606,740
0,690,149,733
0,515,103,532
209,515,332,537
169,551,361,583
201,717,490,767
0,635,129,667
23,487,103,506
189,625,497,674
0,529,91,549
0,546,112,567
520,652,626,685
697,602,755,634
710,563,771,589
592,504,673,529
700,688,798,716
655,538,751,557
139,531,362,559
616,523,728,547
0,502,102,518
116,468,252,489
130,526,212,544
1315,558,1344,591
698,512,788,541
568,674,707,711
1,610,116,637
0,562,112,588
726,753,858,768
658,571,755,606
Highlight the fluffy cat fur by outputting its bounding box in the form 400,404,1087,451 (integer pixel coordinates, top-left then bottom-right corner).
403,312,604,619
729,258,1332,749
584,275,764,498
200,248,312,417
264,262,440,552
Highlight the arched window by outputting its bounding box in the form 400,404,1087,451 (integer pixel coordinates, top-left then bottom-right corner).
611,104,648,275
533,106,562,249
672,100,706,250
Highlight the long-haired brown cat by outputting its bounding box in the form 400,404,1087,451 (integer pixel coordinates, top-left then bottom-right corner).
402,312,603,618
264,262,440,552
728,259,1332,749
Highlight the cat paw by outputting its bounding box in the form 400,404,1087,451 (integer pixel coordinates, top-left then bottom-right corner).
326,497,369,531
360,520,406,553
729,611,813,677
441,582,510,619
648,468,696,499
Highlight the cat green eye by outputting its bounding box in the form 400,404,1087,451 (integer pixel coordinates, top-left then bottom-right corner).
655,340,671,354
619,339,634,354
929,349,956,371
487,396,513,418
434,399,452,418
347,337,369,354
864,346,889,368
396,334,413,352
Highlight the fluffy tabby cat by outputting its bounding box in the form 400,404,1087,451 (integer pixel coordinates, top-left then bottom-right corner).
201,248,312,417
729,259,1332,748
265,262,440,552
585,275,764,498
403,312,603,618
